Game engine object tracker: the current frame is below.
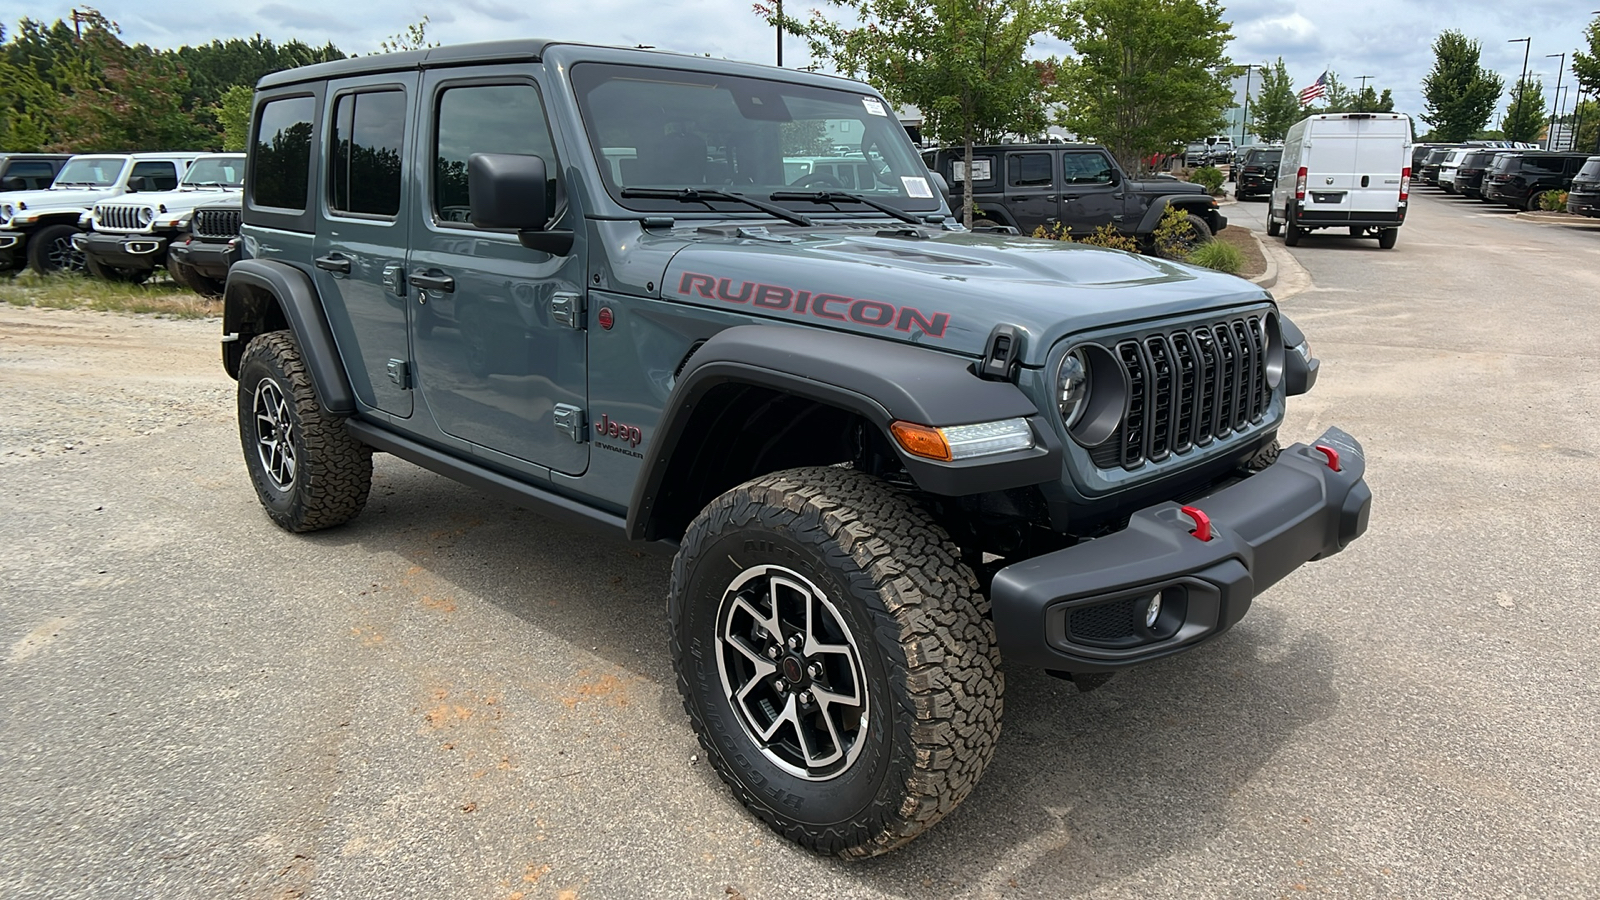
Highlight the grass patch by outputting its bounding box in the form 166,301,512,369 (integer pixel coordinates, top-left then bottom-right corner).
1186,239,1245,274
0,271,220,318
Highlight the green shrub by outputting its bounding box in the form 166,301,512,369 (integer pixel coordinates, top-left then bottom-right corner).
1191,166,1225,195
1538,190,1569,211
1031,220,1140,252
1186,240,1245,274
1151,205,1204,259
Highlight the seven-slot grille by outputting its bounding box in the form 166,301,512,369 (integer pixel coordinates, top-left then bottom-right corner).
95,204,148,232
1089,315,1272,470
192,207,241,240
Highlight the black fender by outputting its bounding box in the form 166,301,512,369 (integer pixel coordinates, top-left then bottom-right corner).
1135,195,1220,234
971,204,1020,230
625,325,1062,541
222,258,355,415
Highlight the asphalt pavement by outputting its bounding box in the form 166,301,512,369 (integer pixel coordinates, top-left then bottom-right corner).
2,190,1599,898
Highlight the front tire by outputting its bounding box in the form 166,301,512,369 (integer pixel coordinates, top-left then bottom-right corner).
670,466,1002,858
169,258,225,297
1266,210,1282,237
27,224,85,274
236,330,372,532
85,255,150,284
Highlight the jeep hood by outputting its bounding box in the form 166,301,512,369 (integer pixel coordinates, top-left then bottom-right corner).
2,187,112,213
653,225,1269,365
96,187,237,211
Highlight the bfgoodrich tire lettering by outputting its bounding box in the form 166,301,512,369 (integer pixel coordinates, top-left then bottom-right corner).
670,466,1002,858
236,330,372,532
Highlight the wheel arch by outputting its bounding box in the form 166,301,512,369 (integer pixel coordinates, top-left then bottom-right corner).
1137,195,1221,234
223,258,355,415
626,325,1060,542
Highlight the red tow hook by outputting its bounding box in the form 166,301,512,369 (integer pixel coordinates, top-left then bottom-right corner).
1180,506,1213,542
1314,444,1341,471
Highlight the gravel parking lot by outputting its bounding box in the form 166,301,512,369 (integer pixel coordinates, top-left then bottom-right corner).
3,191,1599,898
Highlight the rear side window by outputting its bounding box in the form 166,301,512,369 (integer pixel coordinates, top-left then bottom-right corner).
1520,157,1564,175
252,96,315,210
330,90,406,217
1007,153,1053,187
434,84,556,226
129,161,178,192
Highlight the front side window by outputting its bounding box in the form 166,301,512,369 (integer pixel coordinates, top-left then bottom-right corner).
329,90,405,217
1007,153,1053,187
571,62,940,214
54,156,127,188
5,161,58,189
252,96,315,210
129,161,178,192
1061,152,1114,184
434,84,556,225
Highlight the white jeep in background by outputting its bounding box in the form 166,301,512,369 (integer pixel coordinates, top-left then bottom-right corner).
75,153,245,283
0,152,203,275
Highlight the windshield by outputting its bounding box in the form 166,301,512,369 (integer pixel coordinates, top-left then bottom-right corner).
53,156,127,188
571,63,941,215
1250,149,1281,165
182,157,244,187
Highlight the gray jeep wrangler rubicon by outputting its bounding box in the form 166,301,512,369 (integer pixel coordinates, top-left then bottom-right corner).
222,40,1370,858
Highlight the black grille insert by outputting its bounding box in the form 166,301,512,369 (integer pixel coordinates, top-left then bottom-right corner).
1068,596,1140,644
192,208,242,240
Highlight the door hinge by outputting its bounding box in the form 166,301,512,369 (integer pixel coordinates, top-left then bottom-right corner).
386,358,411,389
550,292,585,330
553,404,586,443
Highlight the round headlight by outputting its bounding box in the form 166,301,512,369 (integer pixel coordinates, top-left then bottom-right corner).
138,207,155,226
1057,348,1090,428
0,203,12,222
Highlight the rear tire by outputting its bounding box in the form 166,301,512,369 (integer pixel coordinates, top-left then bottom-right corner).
26,224,85,274
1284,221,1303,246
671,466,1002,858
236,330,372,533
1377,228,1398,249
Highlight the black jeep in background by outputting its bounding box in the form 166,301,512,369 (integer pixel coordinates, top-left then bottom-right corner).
1232,145,1281,200
1484,151,1591,210
922,143,1225,244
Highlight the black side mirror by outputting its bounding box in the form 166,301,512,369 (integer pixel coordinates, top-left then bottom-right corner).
469,152,550,231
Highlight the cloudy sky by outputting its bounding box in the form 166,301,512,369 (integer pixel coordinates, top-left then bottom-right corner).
2,0,1595,128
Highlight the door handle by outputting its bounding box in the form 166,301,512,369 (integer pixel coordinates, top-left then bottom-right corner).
1045,196,1057,202
410,271,455,293
314,254,351,274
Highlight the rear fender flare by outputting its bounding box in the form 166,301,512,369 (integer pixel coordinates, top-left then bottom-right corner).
223,258,355,415
625,325,1061,541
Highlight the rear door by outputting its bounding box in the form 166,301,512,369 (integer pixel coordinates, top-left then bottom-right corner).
1302,117,1406,216
1002,150,1056,232
311,74,417,417
405,66,589,476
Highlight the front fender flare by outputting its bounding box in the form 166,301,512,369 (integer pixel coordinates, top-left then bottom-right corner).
223,258,355,415
626,325,1061,541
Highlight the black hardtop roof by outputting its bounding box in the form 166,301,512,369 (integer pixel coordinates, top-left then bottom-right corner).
0,152,72,160
255,38,878,94
933,143,1106,154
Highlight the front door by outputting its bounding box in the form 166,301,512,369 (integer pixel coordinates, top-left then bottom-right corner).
406,68,589,476
1002,150,1056,233
1058,150,1123,230
312,75,416,417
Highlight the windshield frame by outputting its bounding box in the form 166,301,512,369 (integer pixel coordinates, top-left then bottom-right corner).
569,62,944,218
52,156,128,188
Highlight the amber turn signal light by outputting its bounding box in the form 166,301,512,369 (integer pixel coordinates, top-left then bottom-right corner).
889,421,952,461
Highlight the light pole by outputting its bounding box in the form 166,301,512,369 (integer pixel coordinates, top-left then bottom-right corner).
1509,37,1531,134
1356,74,1373,109
776,0,783,67
1546,53,1565,148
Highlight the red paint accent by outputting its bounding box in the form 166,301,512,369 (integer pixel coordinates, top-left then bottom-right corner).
674,271,951,338
597,307,614,330
1314,444,1341,471
1181,506,1212,542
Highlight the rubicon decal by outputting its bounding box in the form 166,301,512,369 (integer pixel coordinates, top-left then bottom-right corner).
595,413,643,447
677,272,950,338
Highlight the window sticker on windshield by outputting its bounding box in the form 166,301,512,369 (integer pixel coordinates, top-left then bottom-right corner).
862,97,888,117
901,176,934,198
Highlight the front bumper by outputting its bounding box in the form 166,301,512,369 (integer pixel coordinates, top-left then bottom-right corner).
73,232,169,271
169,237,240,279
1567,190,1600,217
0,232,20,272
990,427,1370,672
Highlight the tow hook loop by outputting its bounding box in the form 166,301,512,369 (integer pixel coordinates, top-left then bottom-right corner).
1181,506,1212,542
1314,444,1341,471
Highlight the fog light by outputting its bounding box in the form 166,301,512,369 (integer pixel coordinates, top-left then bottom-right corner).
1144,592,1163,629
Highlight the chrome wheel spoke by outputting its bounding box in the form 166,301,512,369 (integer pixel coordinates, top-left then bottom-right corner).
252,380,296,491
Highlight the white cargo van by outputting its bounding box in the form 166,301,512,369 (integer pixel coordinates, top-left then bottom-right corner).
1267,113,1412,249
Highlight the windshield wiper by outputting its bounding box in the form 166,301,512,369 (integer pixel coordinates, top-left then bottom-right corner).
768,191,923,225
620,187,812,227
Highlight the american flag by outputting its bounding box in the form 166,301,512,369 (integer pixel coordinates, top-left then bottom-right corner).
1299,71,1329,106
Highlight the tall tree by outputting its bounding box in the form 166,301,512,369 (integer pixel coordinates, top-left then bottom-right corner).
214,84,254,151
1250,57,1300,142
761,0,1052,226
1052,0,1234,174
1575,15,1600,149
1350,86,1395,113
379,16,439,53
1421,31,1504,141
1500,77,1545,143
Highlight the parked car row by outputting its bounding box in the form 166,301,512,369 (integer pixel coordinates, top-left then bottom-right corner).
0,150,244,293
1414,145,1599,213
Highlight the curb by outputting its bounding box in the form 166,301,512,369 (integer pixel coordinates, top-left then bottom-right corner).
1247,229,1278,290
1246,227,1314,299
1513,211,1600,229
